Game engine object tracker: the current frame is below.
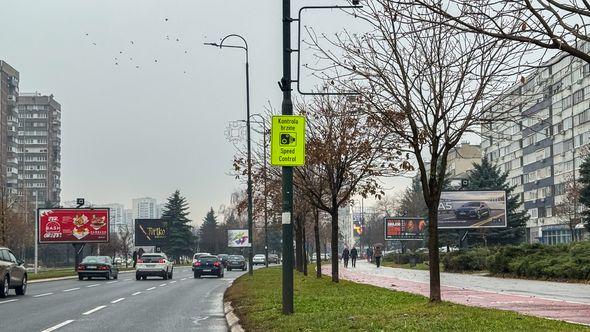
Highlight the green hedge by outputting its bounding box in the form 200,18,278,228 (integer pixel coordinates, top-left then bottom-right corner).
383,251,429,265
441,242,590,281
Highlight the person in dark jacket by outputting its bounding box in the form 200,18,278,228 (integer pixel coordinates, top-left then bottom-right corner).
342,247,350,268
132,250,138,268
350,247,358,268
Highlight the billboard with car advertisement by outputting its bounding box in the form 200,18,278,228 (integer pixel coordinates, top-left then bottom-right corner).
438,191,507,229
384,217,427,240
38,208,110,244
227,229,251,247
135,219,169,246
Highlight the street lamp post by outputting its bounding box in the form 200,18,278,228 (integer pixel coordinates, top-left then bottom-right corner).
33,192,38,274
205,35,254,275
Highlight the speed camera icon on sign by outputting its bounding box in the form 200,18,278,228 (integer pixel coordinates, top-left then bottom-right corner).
280,133,297,146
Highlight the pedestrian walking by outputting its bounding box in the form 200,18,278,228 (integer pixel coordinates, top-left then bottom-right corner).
366,247,373,262
350,247,358,268
374,245,383,268
132,250,138,268
342,247,350,268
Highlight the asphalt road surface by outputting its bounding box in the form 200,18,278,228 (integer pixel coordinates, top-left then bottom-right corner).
0,266,249,332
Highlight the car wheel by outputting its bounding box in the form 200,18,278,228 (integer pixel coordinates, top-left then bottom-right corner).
106,271,111,280
194,272,200,279
15,275,27,296
142,276,147,280
227,268,231,271
136,274,140,281
79,275,84,281
169,270,173,279
0,276,9,298
88,276,92,280
242,267,246,271
113,273,118,280
163,271,168,280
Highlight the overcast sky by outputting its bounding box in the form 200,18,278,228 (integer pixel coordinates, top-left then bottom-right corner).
1,0,419,224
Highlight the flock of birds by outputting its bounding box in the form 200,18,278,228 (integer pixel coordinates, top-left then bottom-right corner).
83,18,204,75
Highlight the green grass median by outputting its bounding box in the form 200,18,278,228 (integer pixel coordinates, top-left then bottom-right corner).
225,266,588,331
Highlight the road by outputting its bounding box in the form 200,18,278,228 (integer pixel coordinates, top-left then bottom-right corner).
0,266,248,332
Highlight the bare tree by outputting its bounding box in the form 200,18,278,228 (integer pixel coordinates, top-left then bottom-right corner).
405,0,590,63
294,94,407,283
309,2,520,300
118,225,134,267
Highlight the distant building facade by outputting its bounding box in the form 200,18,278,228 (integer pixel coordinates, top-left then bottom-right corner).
17,93,62,204
0,61,19,192
103,203,125,233
446,143,482,188
132,197,158,220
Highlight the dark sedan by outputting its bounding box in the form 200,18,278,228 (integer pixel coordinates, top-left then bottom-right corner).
193,255,224,278
454,202,491,220
218,254,229,268
226,255,247,271
0,247,27,297
78,256,119,280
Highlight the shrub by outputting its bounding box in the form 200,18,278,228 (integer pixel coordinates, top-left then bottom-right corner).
443,248,490,272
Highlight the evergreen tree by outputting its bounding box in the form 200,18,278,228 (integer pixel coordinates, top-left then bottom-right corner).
161,190,195,260
199,208,221,253
578,154,590,230
465,157,528,245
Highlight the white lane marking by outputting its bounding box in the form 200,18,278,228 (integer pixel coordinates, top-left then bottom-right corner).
106,281,118,284
124,278,131,281
0,299,18,304
86,283,100,288
131,291,141,296
146,287,156,291
159,283,167,287
169,281,177,284
110,297,125,304
63,287,80,292
34,292,54,298
41,319,75,332
83,305,107,315
181,278,187,281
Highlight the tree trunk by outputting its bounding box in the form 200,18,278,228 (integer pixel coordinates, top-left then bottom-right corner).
331,210,339,283
303,226,308,276
314,209,322,278
427,207,441,302
295,215,303,272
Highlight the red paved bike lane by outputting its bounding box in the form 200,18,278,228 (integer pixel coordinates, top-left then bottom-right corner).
322,265,590,326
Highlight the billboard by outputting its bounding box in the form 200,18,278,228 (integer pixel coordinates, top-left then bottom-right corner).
438,191,507,229
227,229,251,247
38,208,110,244
385,217,427,240
135,219,169,246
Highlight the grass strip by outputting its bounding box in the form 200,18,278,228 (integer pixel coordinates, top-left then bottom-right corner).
225,266,589,331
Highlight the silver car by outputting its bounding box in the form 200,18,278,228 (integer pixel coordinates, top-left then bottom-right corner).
0,247,27,297
136,253,174,280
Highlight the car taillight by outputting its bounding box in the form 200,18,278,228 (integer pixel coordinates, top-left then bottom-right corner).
194,262,201,267
213,262,220,267
159,259,165,263
99,266,109,270
137,259,143,263
78,265,86,270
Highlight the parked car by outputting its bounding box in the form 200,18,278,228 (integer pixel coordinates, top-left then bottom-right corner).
268,254,280,264
136,253,174,280
454,202,491,220
217,254,229,268
226,255,247,271
78,256,119,280
253,254,266,266
0,246,27,297
193,255,224,278
192,252,211,270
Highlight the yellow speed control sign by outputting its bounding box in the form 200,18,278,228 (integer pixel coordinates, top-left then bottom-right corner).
271,115,305,166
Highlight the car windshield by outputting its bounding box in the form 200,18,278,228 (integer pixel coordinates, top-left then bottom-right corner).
229,255,244,260
82,256,110,264
141,255,164,263
199,256,218,263
254,255,265,258
464,202,481,207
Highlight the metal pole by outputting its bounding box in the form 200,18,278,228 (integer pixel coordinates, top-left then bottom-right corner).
246,52,254,276
281,0,294,315
34,195,38,274
264,125,269,268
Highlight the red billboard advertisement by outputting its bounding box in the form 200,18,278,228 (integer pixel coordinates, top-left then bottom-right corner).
38,208,110,244
384,217,427,240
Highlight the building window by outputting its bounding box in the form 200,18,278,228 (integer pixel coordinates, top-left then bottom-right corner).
573,89,585,105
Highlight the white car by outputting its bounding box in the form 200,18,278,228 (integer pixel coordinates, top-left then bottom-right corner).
253,254,266,265
136,253,173,280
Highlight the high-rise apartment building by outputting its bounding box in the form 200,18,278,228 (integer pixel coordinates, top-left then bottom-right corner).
482,47,590,244
103,203,125,233
0,61,19,192
17,93,62,204
132,197,158,220
446,143,481,188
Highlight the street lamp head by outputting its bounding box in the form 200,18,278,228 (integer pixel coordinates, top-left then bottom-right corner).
352,0,360,5
203,42,221,48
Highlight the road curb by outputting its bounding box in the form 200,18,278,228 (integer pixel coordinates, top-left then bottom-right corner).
29,269,136,284
224,302,244,332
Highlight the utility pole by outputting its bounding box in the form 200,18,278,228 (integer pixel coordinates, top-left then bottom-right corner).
281,0,294,315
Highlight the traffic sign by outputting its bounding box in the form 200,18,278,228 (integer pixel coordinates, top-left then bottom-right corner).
271,115,305,166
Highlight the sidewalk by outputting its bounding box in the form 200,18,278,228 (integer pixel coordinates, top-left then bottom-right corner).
322,260,590,326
